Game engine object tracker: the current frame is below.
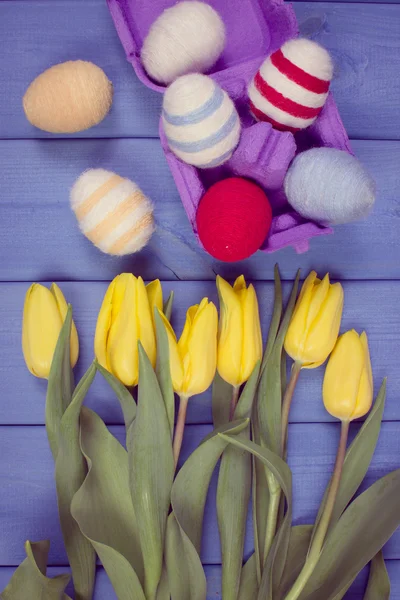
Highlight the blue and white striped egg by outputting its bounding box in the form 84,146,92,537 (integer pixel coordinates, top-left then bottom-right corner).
162,74,241,169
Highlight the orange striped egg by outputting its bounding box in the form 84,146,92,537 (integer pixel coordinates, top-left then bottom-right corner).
70,169,154,255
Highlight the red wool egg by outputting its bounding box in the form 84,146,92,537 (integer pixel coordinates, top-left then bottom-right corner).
196,177,272,262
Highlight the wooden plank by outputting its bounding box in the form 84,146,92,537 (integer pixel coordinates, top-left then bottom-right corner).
0,422,399,567
0,2,399,139
0,139,398,282
1,279,399,425
0,563,400,599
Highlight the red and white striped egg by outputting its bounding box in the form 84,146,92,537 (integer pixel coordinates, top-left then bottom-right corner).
248,38,333,132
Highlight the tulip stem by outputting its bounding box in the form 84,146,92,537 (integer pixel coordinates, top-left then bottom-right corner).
283,420,350,600
230,386,240,421
173,395,189,470
281,361,302,457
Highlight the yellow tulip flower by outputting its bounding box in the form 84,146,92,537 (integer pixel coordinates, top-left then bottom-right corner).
216,275,262,387
94,274,157,387
22,283,79,379
323,330,373,421
146,279,163,320
284,271,344,368
158,298,218,397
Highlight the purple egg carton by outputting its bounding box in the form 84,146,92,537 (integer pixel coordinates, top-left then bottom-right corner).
107,0,352,255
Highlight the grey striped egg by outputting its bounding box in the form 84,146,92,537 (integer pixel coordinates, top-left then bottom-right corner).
162,74,241,169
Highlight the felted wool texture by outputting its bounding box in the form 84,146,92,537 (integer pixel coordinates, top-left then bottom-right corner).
162,73,241,168
284,148,376,225
196,177,272,262
248,38,333,132
70,169,155,255
141,1,226,85
23,61,113,134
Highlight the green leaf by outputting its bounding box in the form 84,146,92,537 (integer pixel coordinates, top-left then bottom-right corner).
363,551,390,600
155,309,175,437
71,407,145,600
95,362,136,432
302,470,400,600
218,435,292,600
46,306,74,460
156,565,170,600
55,361,97,600
167,419,249,600
280,525,312,597
251,413,270,583
217,365,260,600
261,264,283,375
212,371,233,428
163,291,174,322
238,554,259,600
257,271,300,455
0,541,71,600
128,344,174,600
313,380,387,542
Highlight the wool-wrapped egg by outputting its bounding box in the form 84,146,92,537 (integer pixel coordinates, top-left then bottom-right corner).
141,1,225,85
248,39,333,132
284,148,376,225
23,61,113,133
196,177,272,262
162,74,241,168
70,169,154,255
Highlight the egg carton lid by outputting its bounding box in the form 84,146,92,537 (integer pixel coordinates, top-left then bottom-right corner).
107,0,352,255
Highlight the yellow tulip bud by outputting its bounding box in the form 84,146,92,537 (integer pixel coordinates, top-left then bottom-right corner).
216,275,262,387
22,283,79,379
323,330,373,421
146,279,163,320
284,271,344,368
94,273,157,387
158,298,218,397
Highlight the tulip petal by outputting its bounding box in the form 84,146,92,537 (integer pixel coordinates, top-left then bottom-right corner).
107,275,139,386
177,303,199,361
94,277,117,371
352,332,373,420
240,285,263,384
136,277,157,368
51,283,79,368
146,280,163,319
217,276,244,387
323,330,365,421
284,272,317,363
304,282,344,366
182,301,218,396
305,274,330,331
157,310,184,394
22,284,63,379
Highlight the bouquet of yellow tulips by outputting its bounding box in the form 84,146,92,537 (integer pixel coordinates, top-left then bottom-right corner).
3,268,400,600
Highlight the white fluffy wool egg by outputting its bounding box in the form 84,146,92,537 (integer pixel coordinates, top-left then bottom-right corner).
70,169,155,255
248,38,333,132
162,73,241,168
141,1,226,85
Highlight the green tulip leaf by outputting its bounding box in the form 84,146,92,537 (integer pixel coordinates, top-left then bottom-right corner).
128,343,174,600
301,469,400,600
46,305,74,460
312,380,387,543
257,271,300,456
238,553,259,600
261,264,283,374
217,364,260,600
71,407,145,599
218,435,292,600
163,291,174,322
156,565,170,600
251,413,270,582
280,525,312,596
54,362,97,600
330,579,356,600
167,419,249,600
212,371,233,428
0,541,71,600
363,551,390,600
95,361,136,432
155,309,175,437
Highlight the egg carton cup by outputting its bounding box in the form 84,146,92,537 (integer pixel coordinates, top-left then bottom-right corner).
107,0,352,254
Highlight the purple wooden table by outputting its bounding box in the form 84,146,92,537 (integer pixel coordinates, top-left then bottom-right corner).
0,0,399,597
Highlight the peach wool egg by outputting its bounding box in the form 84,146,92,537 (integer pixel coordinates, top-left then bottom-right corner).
70,169,155,255
248,38,333,132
